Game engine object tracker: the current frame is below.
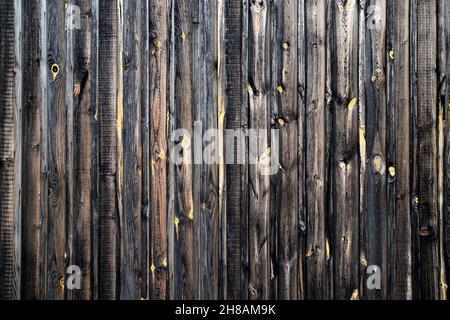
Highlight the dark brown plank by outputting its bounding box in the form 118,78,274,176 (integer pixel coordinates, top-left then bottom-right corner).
98,0,118,300
415,0,440,300
45,0,67,300
149,0,169,300
0,0,16,300
361,0,388,300
195,0,220,300
276,0,299,300
120,0,144,300
225,0,245,300
386,0,413,300
248,0,271,300
305,0,328,300
328,0,360,300
20,0,43,300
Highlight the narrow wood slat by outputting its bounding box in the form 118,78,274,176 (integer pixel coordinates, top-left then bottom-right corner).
328,0,359,300
194,0,220,300
120,0,144,300
361,0,388,300
277,0,299,300
69,0,96,300
305,0,328,300
20,0,43,300
45,0,67,300
415,0,440,300
225,0,245,300
149,0,170,300
98,0,118,300
0,0,16,300
387,0,413,300
248,0,271,300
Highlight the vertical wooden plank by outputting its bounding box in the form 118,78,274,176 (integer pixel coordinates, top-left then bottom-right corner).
98,0,118,300
276,0,299,300
13,0,22,300
297,0,306,300
445,0,450,298
240,0,249,301
361,0,388,300
38,0,49,300
65,0,75,302
410,0,421,300
194,0,220,300
149,0,169,300
91,0,99,299
120,0,143,300
328,0,360,300
269,0,279,300
415,0,440,300
70,0,96,300
225,0,245,300
172,0,197,299
248,0,271,300
116,0,124,301
305,0,328,300
437,0,448,301
386,0,413,300
0,0,16,300
20,0,42,300
358,0,367,301
216,0,227,299
139,0,150,300
46,0,67,300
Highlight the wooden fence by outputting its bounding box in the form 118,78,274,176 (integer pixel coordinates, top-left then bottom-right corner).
0,0,449,300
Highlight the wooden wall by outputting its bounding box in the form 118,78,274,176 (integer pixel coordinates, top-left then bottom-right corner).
0,0,449,300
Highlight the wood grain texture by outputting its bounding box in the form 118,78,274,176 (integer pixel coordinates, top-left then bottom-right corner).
328,0,359,300
0,0,449,301
248,0,271,300
361,0,388,300
98,0,118,300
0,0,16,300
305,0,328,300
149,0,169,300
415,0,440,300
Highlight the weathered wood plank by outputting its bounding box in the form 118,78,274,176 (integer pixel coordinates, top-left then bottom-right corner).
195,0,220,300
149,0,170,300
45,0,67,300
444,0,450,299
297,0,306,300
120,0,144,300
98,0,118,300
216,0,227,300
437,0,447,301
139,0,150,300
409,0,422,301
305,0,328,300
69,0,96,300
328,0,359,300
0,0,16,300
386,0,413,300
275,0,299,300
172,0,197,299
361,0,388,300
225,0,245,300
12,0,22,300
248,0,271,300
20,0,43,300
2,0,450,301
415,0,440,300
